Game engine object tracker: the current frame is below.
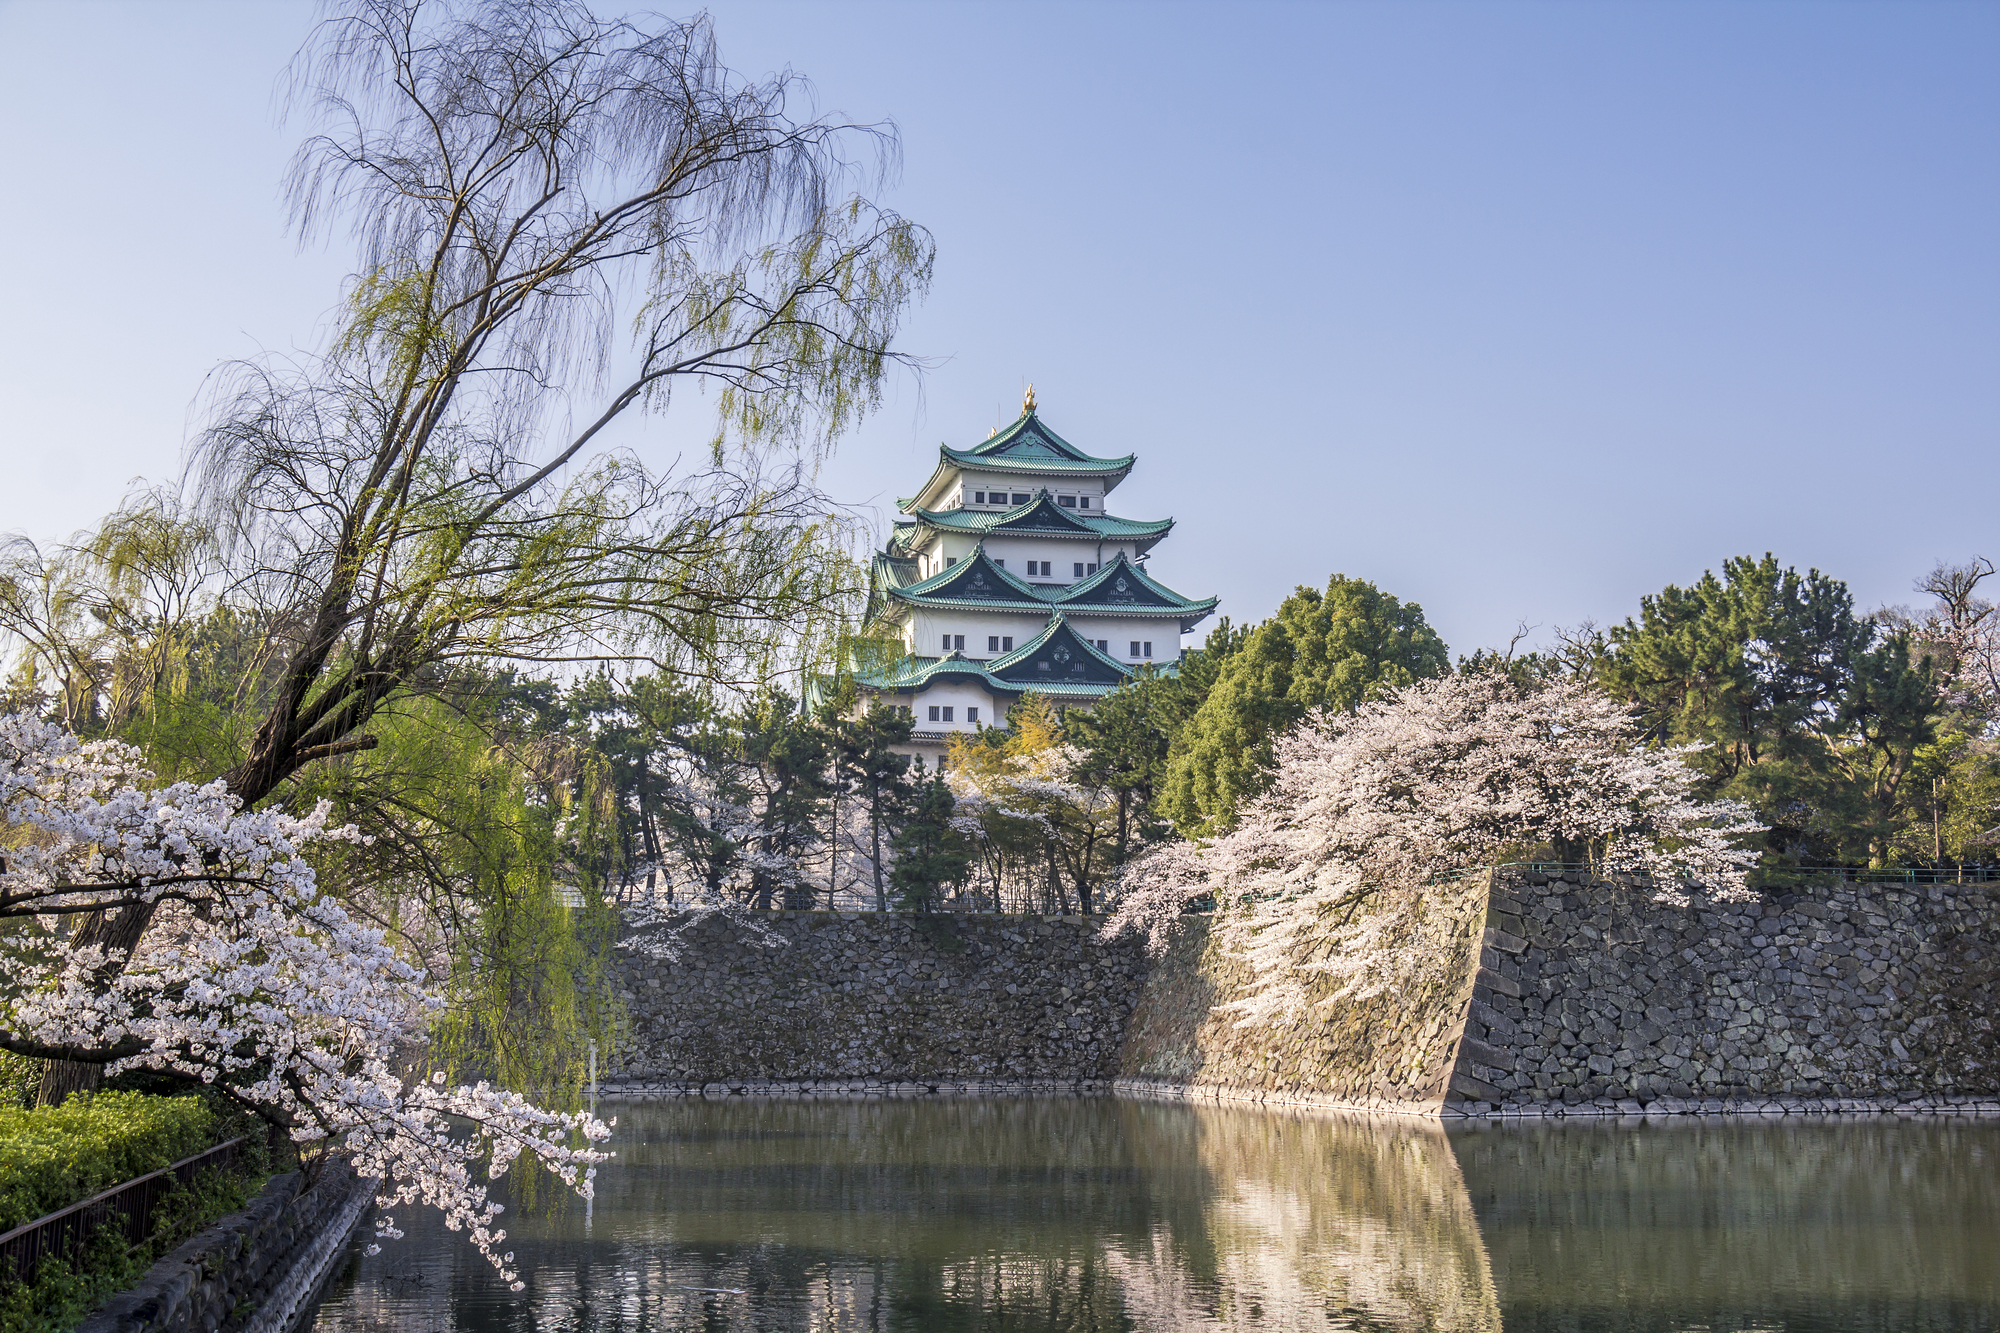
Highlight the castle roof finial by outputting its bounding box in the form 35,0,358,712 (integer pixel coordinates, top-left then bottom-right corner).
1023,383,1036,414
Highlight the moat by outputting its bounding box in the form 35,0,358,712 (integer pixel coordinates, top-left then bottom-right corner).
305,1097,1999,1332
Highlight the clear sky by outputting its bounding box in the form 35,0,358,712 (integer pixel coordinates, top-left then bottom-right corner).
0,0,1993,658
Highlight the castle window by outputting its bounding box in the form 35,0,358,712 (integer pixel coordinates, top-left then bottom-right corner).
1087,563,1098,574
993,558,1004,568
1011,493,1029,505
1002,636,1013,651
1144,642,1154,658
941,706,954,722
1129,641,1141,657
943,634,963,652
945,556,957,567
1058,494,1076,508
1095,639,1109,652
1073,562,1085,577
974,491,987,504
967,707,979,723
988,635,1000,652
1079,496,1091,508
928,705,940,721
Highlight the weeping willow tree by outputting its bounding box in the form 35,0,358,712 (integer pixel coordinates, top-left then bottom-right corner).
4,0,932,1105
288,688,622,1099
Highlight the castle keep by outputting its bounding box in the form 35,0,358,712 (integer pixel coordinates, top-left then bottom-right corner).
857,389,1216,751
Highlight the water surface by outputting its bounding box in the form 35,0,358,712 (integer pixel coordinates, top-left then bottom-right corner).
306,1097,1999,1332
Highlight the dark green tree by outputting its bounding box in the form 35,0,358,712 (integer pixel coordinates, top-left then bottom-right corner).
739,693,838,909
1068,669,1178,865
889,774,974,911
832,700,919,911
625,678,757,897
1160,577,1450,836
1600,553,1940,865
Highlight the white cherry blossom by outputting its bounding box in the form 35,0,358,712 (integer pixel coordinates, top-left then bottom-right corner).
1102,674,1763,1023
0,714,609,1289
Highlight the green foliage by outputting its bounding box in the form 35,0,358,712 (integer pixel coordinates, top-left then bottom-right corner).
0,1091,260,1333
740,694,839,909
0,1092,215,1233
1896,731,2000,864
1067,667,1186,866
831,701,918,911
889,776,974,912
0,1053,39,1111
1159,578,1450,836
291,687,623,1134
1599,554,1942,865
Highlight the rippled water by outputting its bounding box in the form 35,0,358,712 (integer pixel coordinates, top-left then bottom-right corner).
305,1098,2000,1332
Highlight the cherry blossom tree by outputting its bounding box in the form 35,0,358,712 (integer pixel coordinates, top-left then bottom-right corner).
0,714,607,1289
944,696,1119,913
1102,672,1763,1022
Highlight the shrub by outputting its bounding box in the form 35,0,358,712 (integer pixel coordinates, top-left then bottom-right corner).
0,1055,38,1112
0,1091,265,1333
0,1092,216,1234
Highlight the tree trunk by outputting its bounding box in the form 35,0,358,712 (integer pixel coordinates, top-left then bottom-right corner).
869,789,886,912
35,902,153,1106
35,1059,100,1108
1116,788,1129,865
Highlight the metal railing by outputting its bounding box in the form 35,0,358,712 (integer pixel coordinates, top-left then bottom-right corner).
1492,860,2000,886
0,1136,246,1283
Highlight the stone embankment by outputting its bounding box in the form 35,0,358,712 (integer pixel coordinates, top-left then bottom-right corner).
79,1161,372,1333
609,911,1146,1085
1453,868,1999,1115
608,871,1999,1118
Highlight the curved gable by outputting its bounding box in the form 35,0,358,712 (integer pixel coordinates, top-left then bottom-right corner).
989,615,1134,688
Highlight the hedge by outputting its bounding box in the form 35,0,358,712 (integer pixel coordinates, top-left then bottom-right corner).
0,1092,218,1235
0,1091,274,1333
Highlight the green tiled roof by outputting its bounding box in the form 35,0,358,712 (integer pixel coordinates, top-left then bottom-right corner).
901,410,1136,513
900,490,1173,545
852,624,1183,704
862,551,924,627
947,410,1134,474
891,544,1047,606
878,548,1216,631
986,614,1133,689
1049,552,1214,615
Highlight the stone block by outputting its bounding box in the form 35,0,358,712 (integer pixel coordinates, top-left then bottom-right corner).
1460,1036,1513,1071
1448,1070,1504,1102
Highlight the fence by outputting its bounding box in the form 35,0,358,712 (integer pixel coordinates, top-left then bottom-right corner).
1494,860,2000,887
0,1136,246,1283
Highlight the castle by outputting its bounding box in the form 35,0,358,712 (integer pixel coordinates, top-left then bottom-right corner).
856,388,1217,756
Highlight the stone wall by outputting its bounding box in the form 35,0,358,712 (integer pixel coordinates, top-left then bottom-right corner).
607,872,2000,1116
80,1161,372,1333
1454,869,2000,1112
1116,875,1488,1113
608,911,1147,1088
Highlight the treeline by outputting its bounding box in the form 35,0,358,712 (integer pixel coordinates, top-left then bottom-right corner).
8,543,1993,937
1090,554,1998,879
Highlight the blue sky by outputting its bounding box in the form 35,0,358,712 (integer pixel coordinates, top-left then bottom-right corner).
0,0,1993,658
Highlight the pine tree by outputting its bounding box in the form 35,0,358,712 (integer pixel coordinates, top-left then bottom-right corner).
1600,554,1941,865
1159,576,1449,836
832,701,919,910
740,694,837,909
889,773,974,912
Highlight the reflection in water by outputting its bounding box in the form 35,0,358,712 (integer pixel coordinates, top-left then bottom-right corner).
1452,1118,2000,1333
306,1099,2000,1333
1104,1104,1498,1331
